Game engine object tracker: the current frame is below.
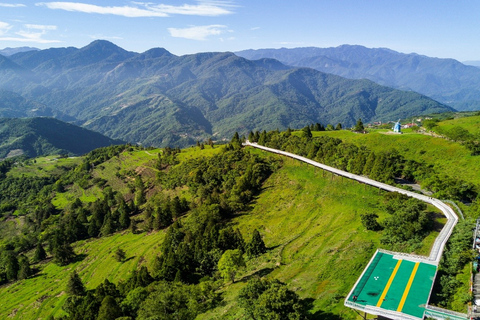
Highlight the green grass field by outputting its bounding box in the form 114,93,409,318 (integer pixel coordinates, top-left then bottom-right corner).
7,156,82,178
312,129,480,187
0,230,165,319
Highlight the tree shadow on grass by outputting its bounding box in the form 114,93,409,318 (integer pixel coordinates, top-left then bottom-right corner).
73,253,87,263
302,298,343,320
123,256,135,263
240,267,275,283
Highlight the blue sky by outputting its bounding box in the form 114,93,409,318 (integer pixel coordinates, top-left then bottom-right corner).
0,0,479,61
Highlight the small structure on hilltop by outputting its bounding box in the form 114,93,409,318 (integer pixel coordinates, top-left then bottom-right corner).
393,119,402,134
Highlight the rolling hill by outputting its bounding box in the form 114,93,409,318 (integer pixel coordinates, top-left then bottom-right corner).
236,45,480,111
0,117,122,158
0,40,453,147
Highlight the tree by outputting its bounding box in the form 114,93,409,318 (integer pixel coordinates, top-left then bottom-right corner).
53,243,76,266
301,126,312,139
115,247,126,262
218,249,245,283
134,176,146,206
97,295,122,320
335,123,342,130
360,213,382,231
2,251,19,281
17,255,32,280
354,118,364,132
33,242,47,263
239,277,306,320
66,271,86,296
246,229,267,258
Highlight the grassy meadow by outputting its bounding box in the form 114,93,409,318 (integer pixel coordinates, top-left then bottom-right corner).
312,128,480,188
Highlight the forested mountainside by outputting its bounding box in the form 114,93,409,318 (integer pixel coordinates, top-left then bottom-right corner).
0,90,73,120
0,120,478,318
236,45,480,111
0,117,122,158
0,40,452,147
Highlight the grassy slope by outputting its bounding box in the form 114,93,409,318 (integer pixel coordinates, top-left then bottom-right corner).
0,231,165,319
198,149,443,319
0,146,446,319
435,114,480,136
7,156,82,178
312,129,480,187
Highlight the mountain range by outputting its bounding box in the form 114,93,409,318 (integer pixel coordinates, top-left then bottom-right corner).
0,46,39,56
0,40,453,147
236,45,480,111
0,117,122,159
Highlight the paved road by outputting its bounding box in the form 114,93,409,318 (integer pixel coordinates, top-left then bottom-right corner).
244,141,459,265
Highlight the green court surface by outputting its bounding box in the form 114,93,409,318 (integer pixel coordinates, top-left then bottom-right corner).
347,251,437,319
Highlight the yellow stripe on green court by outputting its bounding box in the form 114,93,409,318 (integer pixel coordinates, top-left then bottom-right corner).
376,259,402,307
347,251,437,319
397,262,420,312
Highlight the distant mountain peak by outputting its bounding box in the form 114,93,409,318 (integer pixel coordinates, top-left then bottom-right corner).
0,46,39,56
137,47,173,59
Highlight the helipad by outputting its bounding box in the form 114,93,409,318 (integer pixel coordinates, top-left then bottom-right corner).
345,250,437,319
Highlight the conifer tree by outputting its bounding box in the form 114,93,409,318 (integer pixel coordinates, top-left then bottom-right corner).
119,209,131,230
354,118,365,132
53,243,76,266
33,242,47,263
66,271,86,296
248,131,255,142
2,251,19,281
246,229,267,257
17,254,32,280
97,295,122,320
302,125,312,139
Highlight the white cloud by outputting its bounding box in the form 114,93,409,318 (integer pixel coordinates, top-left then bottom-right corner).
36,2,168,17
250,27,260,31
0,3,26,7
0,36,60,43
25,24,57,31
168,25,230,40
0,22,12,36
36,1,234,17
0,23,60,43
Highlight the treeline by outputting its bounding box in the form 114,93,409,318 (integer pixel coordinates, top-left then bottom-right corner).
250,128,477,202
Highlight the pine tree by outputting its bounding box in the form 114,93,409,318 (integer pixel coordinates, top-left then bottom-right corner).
53,243,76,266
97,296,122,320
33,242,47,263
17,255,32,280
134,176,146,206
119,209,130,230
354,118,365,132
302,125,312,139
66,271,86,296
2,251,19,281
246,229,267,257
248,131,255,142
100,214,114,236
